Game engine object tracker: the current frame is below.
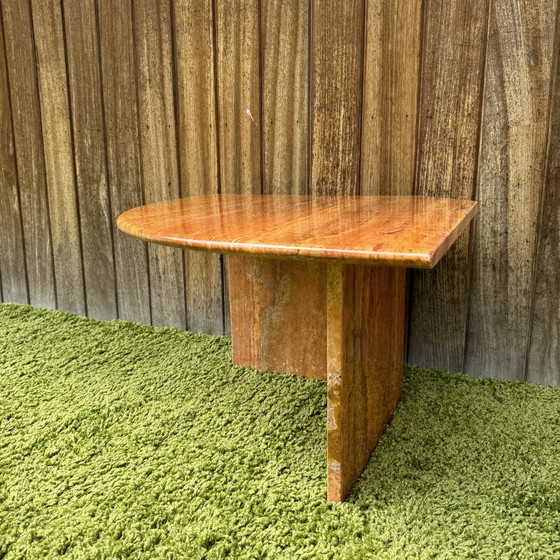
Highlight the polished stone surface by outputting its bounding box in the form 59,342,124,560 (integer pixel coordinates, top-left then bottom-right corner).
117,194,477,268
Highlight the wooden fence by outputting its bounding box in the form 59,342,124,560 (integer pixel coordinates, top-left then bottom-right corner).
1,0,559,386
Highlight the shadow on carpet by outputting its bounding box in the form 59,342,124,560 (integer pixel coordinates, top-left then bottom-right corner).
0,303,559,559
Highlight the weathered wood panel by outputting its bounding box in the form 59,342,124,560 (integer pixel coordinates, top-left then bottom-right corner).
0,0,559,386
407,0,490,372
526,12,560,387
215,0,263,335
173,0,224,335
97,0,151,325
359,0,422,365
261,0,308,195
360,0,422,197
0,13,27,304
30,0,85,315
311,0,365,196
465,0,558,380
215,0,262,194
63,0,116,320
1,0,55,309
133,0,185,330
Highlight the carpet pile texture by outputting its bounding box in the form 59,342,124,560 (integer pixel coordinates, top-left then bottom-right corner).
0,303,559,559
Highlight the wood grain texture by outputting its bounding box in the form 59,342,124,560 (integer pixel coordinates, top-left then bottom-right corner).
1,0,55,308
465,0,558,380
327,264,406,502
1,0,559,386
228,256,327,379
215,0,262,194
407,0,489,372
526,13,560,388
261,0,308,195
117,194,477,268
133,0,185,329
214,0,262,335
30,0,85,315
63,0,116,320
173,0,223,334
311,0,365,196
0,14,27,303
98,0,150,325
360,0,422,196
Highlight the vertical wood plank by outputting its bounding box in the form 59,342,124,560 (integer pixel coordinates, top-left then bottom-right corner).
215,0,262,194
98,0,151,325
0,12,28,303
30,0,85,315
360,0,422,196
526,11,560,388
407,0,490,371
261,0,308,194
1,0,55,309
310,0,365,196
215,0,262,334
360,0,422,364
465,0,558,380
63,0,116,320
173,0,223,334
133,0,185,329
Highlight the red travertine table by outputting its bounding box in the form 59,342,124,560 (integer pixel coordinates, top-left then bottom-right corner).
117,194,477,502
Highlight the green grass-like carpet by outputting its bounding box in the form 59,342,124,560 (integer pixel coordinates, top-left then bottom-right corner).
0,304,559,559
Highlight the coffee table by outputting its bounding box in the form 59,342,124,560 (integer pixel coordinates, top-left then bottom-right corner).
117,194,477,501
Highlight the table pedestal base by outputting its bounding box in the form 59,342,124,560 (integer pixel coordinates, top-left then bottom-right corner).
227,255,406,502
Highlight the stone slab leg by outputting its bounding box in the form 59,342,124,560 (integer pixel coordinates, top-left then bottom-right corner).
227,255,328,380
326,263,406,501
226,255,407,501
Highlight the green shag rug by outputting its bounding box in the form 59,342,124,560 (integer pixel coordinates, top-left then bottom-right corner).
0,304,559,559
